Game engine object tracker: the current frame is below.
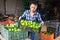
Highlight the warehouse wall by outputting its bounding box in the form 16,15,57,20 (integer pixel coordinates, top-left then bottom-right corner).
0,0,4,14
0,0,23,16
6,0,16,14
6,0,23,16
15,0,24,16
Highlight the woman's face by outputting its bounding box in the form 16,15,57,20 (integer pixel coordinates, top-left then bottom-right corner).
30,4,37,12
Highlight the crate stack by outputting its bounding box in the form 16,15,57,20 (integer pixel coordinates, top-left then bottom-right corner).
41,32,54,40
45,21,59,38
1,27,28,40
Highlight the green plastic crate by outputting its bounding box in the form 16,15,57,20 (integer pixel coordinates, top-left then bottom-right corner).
0,24,4,33
1,27,28,40
47,27,56,33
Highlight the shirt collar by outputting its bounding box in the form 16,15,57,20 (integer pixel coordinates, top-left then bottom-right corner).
28,10,37,15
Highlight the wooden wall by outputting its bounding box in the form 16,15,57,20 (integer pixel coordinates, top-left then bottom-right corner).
0,0,23,16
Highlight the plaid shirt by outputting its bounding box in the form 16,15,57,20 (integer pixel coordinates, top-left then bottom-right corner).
20,10,44,24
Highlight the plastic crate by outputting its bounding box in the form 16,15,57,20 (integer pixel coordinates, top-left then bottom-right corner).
41,32,54,40
0,25,4,33
19,19,41,32
1,27,28,40
0,20,13,24
47,27,56,33
45,21,58,28
39,38,46,40
45,21,58,38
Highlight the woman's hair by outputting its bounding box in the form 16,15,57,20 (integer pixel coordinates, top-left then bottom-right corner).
30,2,38,6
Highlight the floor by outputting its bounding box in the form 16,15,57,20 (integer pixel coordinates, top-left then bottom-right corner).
0,35,6,40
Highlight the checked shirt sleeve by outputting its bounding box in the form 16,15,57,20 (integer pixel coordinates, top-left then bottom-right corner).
19,10,27,20
37,13,44,25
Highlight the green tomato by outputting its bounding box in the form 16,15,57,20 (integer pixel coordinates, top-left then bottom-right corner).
20,20,24,23
27,23,30,26
34,26,37,28
6,24,9,27
25,22,28,26
30,21,33,25
13,28,16,31
21,23,25,25
33,22,36,25
9,29,11,31
14,30,17,32
29,25,32,28
12,28,14,31
13,24,17,27
14,23,17,25
17,29,21,31
14,28,16,30
32,25,35,28
17,29,20,31
10,24,14,27
20,20,24,24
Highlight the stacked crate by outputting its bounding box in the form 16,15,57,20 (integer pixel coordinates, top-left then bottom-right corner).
1,27,28,40
45,21,59,38
41,32,54,40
